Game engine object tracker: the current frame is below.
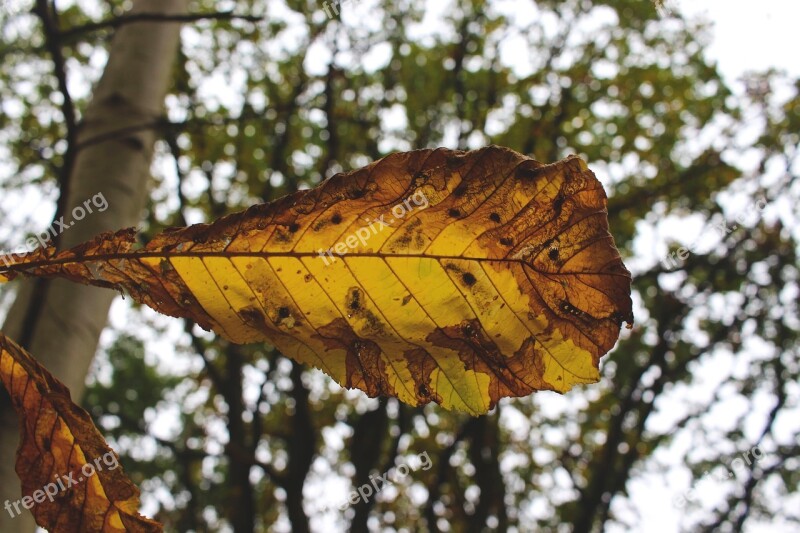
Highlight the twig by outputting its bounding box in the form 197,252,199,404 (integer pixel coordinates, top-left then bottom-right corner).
33,0,77,233
16,0,78,350
60,11,263,40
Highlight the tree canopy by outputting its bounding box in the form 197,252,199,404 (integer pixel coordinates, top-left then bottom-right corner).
1,0,798,531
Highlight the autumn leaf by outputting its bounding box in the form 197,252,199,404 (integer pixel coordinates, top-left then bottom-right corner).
0,333,161,532
0,146,633,414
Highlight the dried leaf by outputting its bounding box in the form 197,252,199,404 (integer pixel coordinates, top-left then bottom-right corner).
0,334,161,532
0,146,633,414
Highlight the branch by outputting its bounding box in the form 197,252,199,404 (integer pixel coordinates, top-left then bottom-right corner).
284,361,315,533
164,126,189,227
185,321,225,391
60,11,263,40
424,418,476,532
75,118,167,151
17,0,79,350
33,0,77,231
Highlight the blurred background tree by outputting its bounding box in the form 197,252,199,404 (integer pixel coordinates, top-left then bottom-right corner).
1,0,797,532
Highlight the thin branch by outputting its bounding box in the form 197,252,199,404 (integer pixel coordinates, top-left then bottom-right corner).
60,11,263,40
164,126,189,227
284,362,315,533
17,0,78,350
33,0,77,241
75,119,167,151
185,321,225,391
424,418,475,532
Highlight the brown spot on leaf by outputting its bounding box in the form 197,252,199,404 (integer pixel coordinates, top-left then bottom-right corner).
239,306,271,332
516,164,544,181
346,287,362,316
559,300,595,324
553,193,565,216
315,319,386,396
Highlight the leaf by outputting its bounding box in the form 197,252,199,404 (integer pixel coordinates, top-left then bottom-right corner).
0,146,633,414
0,333,162,532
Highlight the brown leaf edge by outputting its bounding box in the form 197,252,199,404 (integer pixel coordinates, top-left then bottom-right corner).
0,333,162,532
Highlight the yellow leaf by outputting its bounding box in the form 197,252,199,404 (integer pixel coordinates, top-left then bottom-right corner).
0,333,162,532
0,146,633,414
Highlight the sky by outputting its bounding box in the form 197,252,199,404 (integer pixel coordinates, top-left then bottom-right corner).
673,0,800,80
626,3,800,531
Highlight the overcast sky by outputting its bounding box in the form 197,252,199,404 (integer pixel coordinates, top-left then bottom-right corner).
628,4,799,531
674,0,800,80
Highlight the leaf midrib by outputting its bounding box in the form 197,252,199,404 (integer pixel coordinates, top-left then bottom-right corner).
2,250,632,279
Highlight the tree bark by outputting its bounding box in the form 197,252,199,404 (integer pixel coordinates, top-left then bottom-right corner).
0,0,188,530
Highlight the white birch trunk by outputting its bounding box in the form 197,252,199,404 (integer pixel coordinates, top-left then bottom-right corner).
1,0,188,529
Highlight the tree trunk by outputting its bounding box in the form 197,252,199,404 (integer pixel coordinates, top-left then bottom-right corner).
0,0,188,530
